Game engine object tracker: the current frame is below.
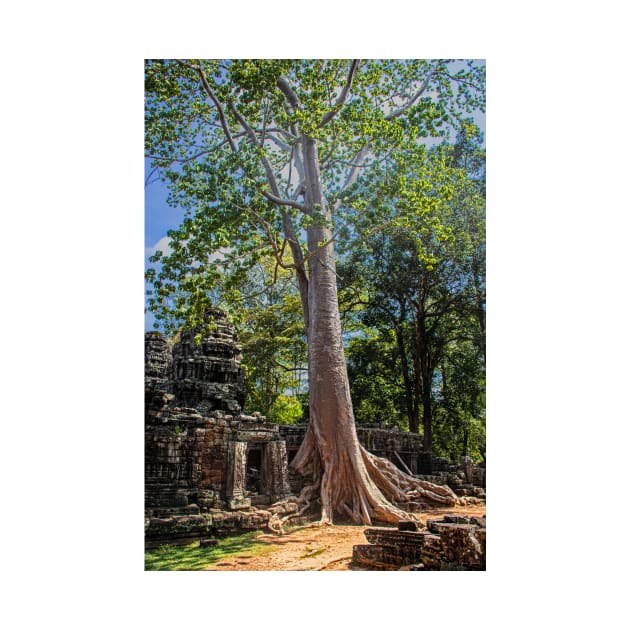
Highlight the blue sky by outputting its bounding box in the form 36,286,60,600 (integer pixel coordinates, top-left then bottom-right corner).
144,160,181,330
145,161,183,252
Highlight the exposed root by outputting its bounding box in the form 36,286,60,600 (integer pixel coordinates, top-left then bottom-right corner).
263,481,322,533
266,513,285,535
289,423,457,525
457,496,484,506
362,447,458,507
285,481,320,522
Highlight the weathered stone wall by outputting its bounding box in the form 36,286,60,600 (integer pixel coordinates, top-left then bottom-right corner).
145,405,296,544
145,510,273,549
145,312,293,545
145,409,231,513
357,427,423,474
145,332,172,394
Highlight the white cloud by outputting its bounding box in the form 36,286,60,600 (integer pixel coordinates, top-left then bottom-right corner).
145,237,232,267
145,236,173,259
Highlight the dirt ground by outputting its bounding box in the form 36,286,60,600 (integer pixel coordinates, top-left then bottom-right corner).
207,503,486,571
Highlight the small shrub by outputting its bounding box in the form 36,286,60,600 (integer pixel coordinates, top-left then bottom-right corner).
268,395,303,425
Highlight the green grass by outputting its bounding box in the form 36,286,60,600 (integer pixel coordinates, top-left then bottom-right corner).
145,530,275,571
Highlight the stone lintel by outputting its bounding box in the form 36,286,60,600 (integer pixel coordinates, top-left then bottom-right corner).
232,422,280,442
427,520,479,534
234,430,279,443
228,497,252,510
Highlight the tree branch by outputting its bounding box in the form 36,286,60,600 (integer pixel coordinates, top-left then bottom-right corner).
229,102,306,212
442,70,478,89
230,102,295,207
173,59,200,71
384,62,441,121
280,209,310,334
318,59,360,128
145,166,160,188
146,135,245,165
263,225,296,271
333,145,370,209
266,133,293,153
262,190,306,212
425,294,463,319
176,59,238,153
277,76,302,111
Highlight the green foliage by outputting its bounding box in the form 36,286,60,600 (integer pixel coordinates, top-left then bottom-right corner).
346,332,408,429
268,394,303,425
145,59,485,336
236,258,307,415
433,339,486,462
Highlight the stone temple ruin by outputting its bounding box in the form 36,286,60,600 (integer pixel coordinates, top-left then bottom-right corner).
145,308,296,547
145,307,485,553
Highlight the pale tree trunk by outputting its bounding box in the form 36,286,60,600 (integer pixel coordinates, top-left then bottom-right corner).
290,138,457,525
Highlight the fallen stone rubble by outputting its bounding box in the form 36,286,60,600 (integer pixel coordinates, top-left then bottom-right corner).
352,514,486,571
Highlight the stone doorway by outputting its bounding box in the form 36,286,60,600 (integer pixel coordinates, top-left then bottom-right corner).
226,438,291,508
246,446,263,494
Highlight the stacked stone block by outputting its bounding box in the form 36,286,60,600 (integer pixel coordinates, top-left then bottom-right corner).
353,515,486,570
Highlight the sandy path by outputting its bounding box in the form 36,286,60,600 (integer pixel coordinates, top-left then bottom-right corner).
206,504,486,571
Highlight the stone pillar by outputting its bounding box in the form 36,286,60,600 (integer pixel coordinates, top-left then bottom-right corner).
226,441,251,509
460,456,474,484
261,441,292,502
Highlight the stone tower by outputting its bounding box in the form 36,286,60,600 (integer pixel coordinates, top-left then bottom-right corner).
171,307,246,414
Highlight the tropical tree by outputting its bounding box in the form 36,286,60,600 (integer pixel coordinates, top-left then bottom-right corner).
434,339,486,461
345,330,408,429
268,394,304,425
339,129,485,455
145,59,485,524
445,124,486,362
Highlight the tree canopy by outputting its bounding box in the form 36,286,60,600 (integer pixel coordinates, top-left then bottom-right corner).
145,59,484,333
338,127,485,458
